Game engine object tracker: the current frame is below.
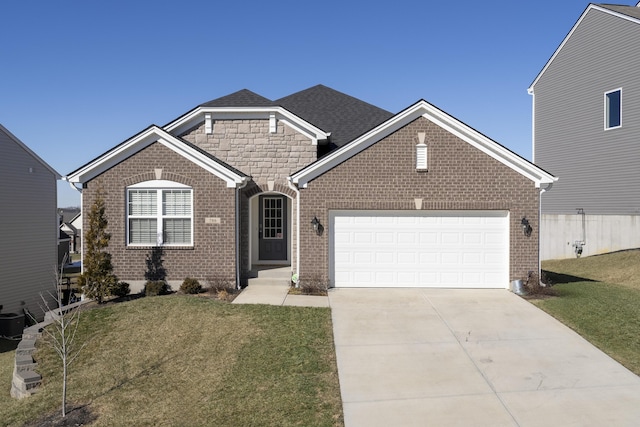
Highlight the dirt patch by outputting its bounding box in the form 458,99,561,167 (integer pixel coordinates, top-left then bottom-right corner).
23,404,96,427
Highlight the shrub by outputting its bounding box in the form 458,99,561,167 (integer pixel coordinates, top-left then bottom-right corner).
180,277,202,294
207,274,235,294
110,281,131,298
144,280,171,296
217,288,229,301
523,271,556,297
298,275,330,296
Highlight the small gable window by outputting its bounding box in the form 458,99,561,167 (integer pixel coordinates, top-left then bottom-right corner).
127,181,193,246
605,88,622,130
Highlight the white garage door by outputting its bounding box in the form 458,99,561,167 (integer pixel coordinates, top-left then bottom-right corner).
330,210,509,288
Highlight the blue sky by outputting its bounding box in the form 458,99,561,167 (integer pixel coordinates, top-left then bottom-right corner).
1,0,604,207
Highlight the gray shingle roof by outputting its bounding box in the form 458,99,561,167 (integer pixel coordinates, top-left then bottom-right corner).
200,85,394,148
200,89,274,107
274,85,393,147
598,4,640,20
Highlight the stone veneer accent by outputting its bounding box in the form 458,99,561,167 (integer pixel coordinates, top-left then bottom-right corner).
181,118,313,279
180,119,315,186
83,142,237,288
298,116,540,285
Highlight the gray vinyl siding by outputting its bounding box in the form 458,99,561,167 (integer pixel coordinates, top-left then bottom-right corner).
0,127,58,321
533,9,640,215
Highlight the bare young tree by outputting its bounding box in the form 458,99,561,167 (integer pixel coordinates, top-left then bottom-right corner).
31,256,87,418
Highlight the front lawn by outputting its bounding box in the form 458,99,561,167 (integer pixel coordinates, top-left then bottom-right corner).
536,251,640,376
0,296,343,426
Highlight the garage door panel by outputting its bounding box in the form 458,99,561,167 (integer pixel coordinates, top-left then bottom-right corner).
397,252,417,264
398,233,416,244
331,210,509,288
353,252,371,264
420,232,438,244
441,252,460,264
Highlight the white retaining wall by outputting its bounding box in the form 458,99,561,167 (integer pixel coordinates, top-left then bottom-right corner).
541,214,640,260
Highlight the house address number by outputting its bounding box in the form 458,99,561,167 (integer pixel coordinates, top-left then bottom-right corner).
205,217,221,224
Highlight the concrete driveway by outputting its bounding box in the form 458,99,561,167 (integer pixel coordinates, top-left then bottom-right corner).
329,288,640,426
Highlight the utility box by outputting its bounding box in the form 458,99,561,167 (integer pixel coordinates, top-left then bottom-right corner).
0,313,25,339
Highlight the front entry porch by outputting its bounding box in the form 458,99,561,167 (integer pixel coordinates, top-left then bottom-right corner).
233,266,328,307
248,192,294,270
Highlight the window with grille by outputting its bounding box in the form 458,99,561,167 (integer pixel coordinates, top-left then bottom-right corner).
262,197,283,239
127,183,192,246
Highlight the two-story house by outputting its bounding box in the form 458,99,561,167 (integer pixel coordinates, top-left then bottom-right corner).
0,124,60,326
529,2,640,259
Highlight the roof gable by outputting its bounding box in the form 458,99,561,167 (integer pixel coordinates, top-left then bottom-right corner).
274,84,393,147
0,124,61,178
529,3,640,92
290,100,557,189
200,89,274,107
65,126,247,188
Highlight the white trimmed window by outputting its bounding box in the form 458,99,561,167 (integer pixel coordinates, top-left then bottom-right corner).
127,181,193,246
605,88,622,130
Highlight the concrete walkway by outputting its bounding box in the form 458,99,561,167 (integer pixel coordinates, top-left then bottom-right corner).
232,267,329,307
329,288,640,427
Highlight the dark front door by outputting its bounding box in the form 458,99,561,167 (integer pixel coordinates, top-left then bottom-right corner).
259,195,287,261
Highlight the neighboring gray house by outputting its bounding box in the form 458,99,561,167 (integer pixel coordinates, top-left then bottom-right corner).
529,2,640,260
67,85,555,292
0,124,60,323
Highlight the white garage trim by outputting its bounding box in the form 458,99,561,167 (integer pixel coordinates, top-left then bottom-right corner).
330,210,509,288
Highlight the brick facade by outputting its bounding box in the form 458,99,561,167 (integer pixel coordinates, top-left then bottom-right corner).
83,142,237,291
82,114,541,290
298,116,540,285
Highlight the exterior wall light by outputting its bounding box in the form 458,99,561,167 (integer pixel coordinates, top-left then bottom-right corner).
521,217,532,237
311,216,324,236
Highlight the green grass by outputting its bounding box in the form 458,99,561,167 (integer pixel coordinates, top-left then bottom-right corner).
0,296,343,426
536,251,640,375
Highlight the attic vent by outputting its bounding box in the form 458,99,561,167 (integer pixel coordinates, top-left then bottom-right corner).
205,113,213,134
416,132,427,170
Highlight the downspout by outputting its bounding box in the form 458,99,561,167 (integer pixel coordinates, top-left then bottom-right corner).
287,177,300,284
235,178,250,290
66,180,83,274
539,182,553,285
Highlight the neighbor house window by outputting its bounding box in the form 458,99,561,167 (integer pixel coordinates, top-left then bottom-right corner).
127,181,192,246
605,88,622,130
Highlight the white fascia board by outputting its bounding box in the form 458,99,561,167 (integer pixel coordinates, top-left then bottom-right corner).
528,5,640,93
154,135,246,188
66,127,160,183
422,109,557,187
291,100,557,188
291,103,424,187
164,106,329,143
66,126,246,188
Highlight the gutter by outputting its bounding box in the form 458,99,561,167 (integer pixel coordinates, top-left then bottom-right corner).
235,177,250,289
287,177,300,284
